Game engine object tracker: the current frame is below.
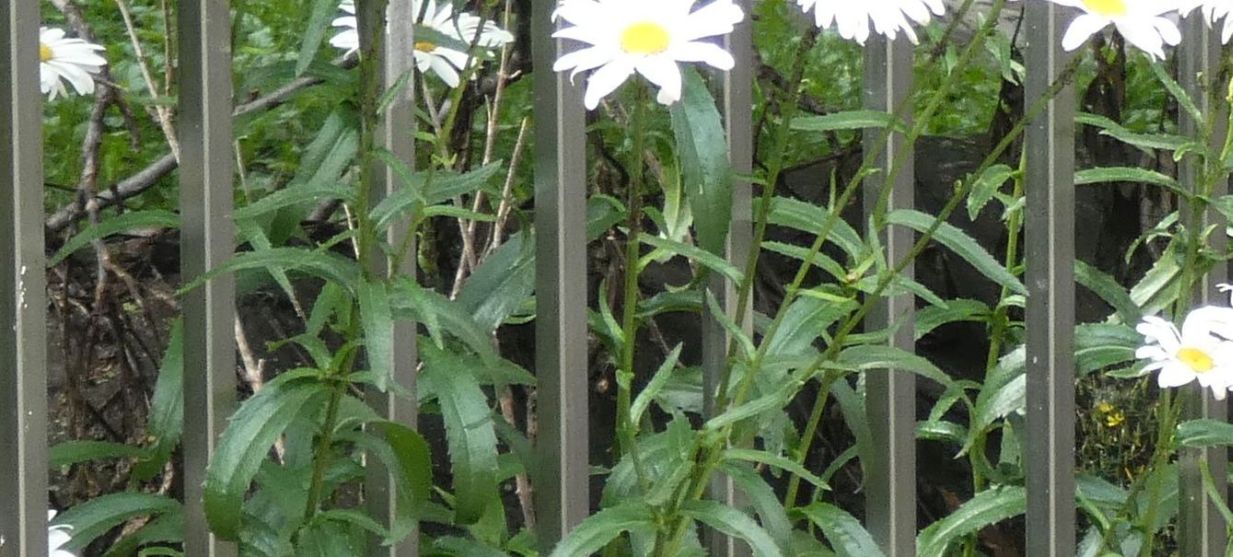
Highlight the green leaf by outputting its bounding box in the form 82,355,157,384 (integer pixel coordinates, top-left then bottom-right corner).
722,448,828,492
837,344,956,389
641,233,743,283
233,181,355,222
917,486,1026,556
966,164,1014,220
547,502,655,557
296,0,340,76
180,247,363,297
720,463,792,551
631,344,683,427
670,68,732,256
1076,112,1188,153
681,499,785,557
796,503,884,557
915,299,989,340
764,295,857,358
759,196,865,259
1177,419,1233,448
54,492,180,551
457,233,535,332
134,320,184,481
103,508,183,557
204,377,330,540
791,110,904,134
389,277,498,364
1075,167,1186,198
421,360,499,524
358,279,395,392
49,440,145,469
886,209,1026,295
1075,260,1141,323
50,210,180,267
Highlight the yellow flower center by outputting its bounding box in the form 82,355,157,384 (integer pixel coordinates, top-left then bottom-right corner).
39,42,53,62
1178,346,1215,373
414,41,436,53
620,21,671,55
1082,0,1127,17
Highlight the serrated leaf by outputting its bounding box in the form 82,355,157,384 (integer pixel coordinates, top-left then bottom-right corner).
791,110,904,133
966,164,1014,220
458,233,535,332
50,210,180,267
133,320,184,481
719,463,792,552
181,247,363,297
758,197,865,259
887,209,1025,295
547,502,655,557
796,503,884,557
296,0,340,76
1075,260,1141,323
916,486,1026,556
670,68,732,256
722,448,828,492
389,277,497,364
681,500,784,557
1177,418,1233,448
631,344,683,427
421,361,499,524
54,492,180,551
641,233,743,283
204,377,330,540
358,280,395,392
49,440,145,469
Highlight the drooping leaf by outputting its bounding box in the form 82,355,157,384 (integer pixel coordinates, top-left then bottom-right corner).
886,209,1026,295
180,247,363,297
458,233,535,332
358,279,395,392
791,110,904,134
796,503,884,557
50,210,180,267
133,320,185,481
204,377,330,540
54,492,180,551
49,440,145,469
681,499,785,557
421,360,499,524
1177,419,1233,448
547,501,656,557
296,0,342,75
917,486,1026,556
1074,260,1141,324
670,68,732,256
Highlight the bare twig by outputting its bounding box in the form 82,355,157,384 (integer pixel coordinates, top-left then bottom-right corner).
114,0,182,162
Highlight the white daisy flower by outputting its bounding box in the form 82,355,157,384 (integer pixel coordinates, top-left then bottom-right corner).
48,510,75,557
1179,0,1233,43
1136,306,1233,400
796,0,946,45
1044,0,1182,60
329,0,513,87
551,0,745,110
39,27,106,101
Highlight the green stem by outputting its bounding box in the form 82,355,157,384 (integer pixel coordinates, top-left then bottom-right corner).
617,89,649,483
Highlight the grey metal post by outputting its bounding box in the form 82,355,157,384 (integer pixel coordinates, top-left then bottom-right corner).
532,0,589,549
179,0,237,554
703,0,754,553
1023,3,1076,554
358,0,419,555
0,0,49,554
1178,13,1229,556
863,33,917,557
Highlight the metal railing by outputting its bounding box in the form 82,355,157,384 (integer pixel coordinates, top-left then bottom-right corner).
1,0,1229,555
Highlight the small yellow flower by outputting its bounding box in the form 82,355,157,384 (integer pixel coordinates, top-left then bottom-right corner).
1096,401,1114,414
1104,410,1126,428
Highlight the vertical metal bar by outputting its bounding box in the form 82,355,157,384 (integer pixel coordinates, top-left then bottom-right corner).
179,0,237,554
532,0,589,549
0,0,48,554
359,0,419,555
862,34,916,557
1023,3,1076,555
1178,13,1228,557
703,0,753,554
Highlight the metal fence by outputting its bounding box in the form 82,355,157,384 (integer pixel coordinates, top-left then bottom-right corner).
1,0,1229,556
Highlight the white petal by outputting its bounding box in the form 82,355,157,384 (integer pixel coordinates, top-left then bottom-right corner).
1114,19,1166,59
1157,363,1196,388
668,41,735,70
584,58,635,110
636,56,683,105
1062,14,1109,51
